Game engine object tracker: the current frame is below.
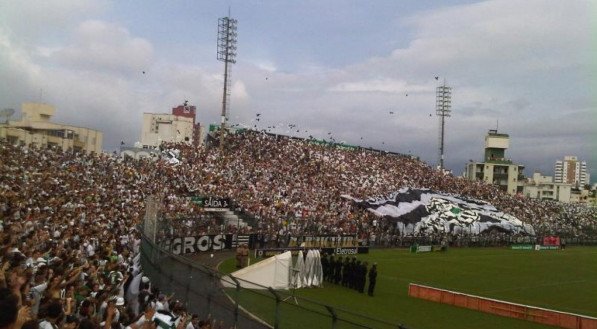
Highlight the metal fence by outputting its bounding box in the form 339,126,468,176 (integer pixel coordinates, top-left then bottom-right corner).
141,222,597,328
140,233,412,329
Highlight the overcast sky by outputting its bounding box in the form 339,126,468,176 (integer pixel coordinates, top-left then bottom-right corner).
1,0,595,181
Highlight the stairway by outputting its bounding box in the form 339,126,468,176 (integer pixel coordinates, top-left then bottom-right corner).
221,209,247,228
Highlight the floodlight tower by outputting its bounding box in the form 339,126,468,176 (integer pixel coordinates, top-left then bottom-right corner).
436,81,452,170
217,15,238,149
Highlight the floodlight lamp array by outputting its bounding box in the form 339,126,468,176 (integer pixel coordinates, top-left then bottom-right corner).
217,17,238,63
435,85,452,117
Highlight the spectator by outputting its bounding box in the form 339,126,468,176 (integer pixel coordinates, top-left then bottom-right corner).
39,301,63,329
0,288,19,329
0,130,595,329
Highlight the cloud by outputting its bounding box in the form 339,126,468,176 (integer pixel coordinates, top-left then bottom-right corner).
254,61,277,72
0,0,594,180
0,0,106,45
1,17,215,149
400,0,591,71
51,20,153,75
330,79,432,94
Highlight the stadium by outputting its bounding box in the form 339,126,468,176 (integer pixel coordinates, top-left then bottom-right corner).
1,2,596,329
1,128,596,329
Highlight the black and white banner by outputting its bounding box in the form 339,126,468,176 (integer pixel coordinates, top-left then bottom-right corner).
161,234,234,255
344,188,535,236
233,234,250,248
254,246,369,258
287,235,358,248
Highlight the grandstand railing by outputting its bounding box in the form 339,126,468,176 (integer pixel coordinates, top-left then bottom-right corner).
140,229,413,329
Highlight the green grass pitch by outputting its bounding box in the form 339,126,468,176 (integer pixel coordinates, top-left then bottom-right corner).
219,247,597,329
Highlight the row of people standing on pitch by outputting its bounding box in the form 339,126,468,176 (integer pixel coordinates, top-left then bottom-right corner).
321,254,376,295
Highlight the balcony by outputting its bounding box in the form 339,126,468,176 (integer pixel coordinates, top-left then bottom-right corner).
486,158,513,164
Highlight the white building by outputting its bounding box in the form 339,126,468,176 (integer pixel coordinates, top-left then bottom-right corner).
554,156,590,187
0,102,102,153
464,130,525,195
140,113,194,148
523,172,572,203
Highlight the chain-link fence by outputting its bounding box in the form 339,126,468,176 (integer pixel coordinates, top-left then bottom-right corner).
140,232,412,329
140,235,269,328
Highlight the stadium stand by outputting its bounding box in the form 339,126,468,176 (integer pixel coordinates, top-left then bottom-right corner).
1,130,596,329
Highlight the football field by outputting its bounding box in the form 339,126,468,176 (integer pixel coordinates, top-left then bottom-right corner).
220,246,597,329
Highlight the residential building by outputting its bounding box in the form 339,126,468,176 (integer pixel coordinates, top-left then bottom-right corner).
0,102,102,153
464,130,525,195
139,102,201,148
554,156,590,187
522,172,572,203
569,189,591,204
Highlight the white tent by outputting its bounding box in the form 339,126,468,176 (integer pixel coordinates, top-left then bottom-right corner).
293,250,306,288
222,251,292,290
293,249,324,288
312,250,323,287
304,250,314,286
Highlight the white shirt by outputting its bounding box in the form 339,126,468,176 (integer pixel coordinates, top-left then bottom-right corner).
30,282,48,316
39,320,57,329
155,300,167,311
98,302,121,323
87,243,96,257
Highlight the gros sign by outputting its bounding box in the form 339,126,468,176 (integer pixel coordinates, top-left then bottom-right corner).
163,235,233,255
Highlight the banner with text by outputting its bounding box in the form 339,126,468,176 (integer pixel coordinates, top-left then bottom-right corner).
254,246,369,258
161,234,234,255
287,235,359,248
189,196,231,209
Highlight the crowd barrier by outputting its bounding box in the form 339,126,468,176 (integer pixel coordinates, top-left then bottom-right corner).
408,284,597,329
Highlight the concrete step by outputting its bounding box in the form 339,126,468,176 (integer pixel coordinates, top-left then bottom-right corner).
221,211,247,228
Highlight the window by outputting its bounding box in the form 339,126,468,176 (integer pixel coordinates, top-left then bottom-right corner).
47,130,64,138
7,135,19,144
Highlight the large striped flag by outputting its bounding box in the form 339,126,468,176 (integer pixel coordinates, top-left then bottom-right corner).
153,310,179,329
343,188,534,236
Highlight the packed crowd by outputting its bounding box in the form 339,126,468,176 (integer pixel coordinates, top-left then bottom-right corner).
160,131,597,239
0,141,226,329
1,129,596,329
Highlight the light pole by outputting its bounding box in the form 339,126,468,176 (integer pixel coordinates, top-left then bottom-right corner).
217,15,238,150
436,82,452,170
